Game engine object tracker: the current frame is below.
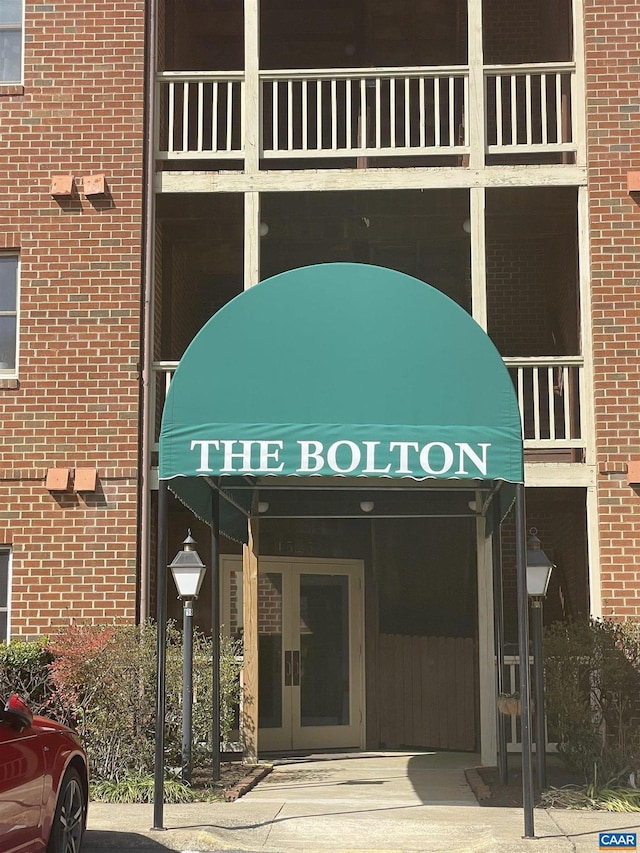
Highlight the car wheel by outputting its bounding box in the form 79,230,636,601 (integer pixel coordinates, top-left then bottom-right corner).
47,767,86,853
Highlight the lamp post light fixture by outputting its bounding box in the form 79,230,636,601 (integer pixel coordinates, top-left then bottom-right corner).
526,528,554,792
169,530,207,784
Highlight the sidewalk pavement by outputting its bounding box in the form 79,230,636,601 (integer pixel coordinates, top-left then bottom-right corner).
83,752,640,853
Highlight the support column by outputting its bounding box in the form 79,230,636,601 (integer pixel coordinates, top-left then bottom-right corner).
476,508,497,766
531,598,547,791
470,186,487,330
152,480,169,830
492,500,508,784
577,183,601,617
211,492,221,781
244,192,261,290
242,517,259,763
467,0,485,170
587,484,602,617
515,484,535,838
244,0,260,174
572,0,587,167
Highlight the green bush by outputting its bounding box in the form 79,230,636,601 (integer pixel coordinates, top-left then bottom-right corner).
0,638,58,717
544,618,640,783
46,620,243,782
48,621,160,781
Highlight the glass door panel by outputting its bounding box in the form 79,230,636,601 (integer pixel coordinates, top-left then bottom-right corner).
299,574,350,728
258,572,283,730
221,556,363,752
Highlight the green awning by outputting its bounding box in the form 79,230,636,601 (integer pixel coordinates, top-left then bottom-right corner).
159,263,523,534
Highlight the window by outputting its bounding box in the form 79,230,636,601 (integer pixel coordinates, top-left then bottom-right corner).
0,254,18,374
0,0,22,84
0,550,10,642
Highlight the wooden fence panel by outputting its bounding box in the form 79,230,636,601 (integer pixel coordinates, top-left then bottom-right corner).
378,634,476,751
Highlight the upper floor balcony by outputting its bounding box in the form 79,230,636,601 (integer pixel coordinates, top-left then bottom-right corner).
155,61,577,170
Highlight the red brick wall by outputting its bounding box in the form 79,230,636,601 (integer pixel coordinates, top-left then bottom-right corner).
0,1,145,636
585,0,640,618
258,573,283,635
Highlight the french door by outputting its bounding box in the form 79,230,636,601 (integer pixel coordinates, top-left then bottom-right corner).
221,556,364,752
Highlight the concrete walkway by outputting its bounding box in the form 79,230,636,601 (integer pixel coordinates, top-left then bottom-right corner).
84,752,640,853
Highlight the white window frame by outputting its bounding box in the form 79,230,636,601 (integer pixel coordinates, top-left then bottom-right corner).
0,548,11,643
0,252,20,377
0,0,24,85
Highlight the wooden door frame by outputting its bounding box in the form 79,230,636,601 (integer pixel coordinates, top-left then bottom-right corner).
222,552,366,755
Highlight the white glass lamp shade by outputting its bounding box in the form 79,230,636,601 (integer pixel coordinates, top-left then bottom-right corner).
526,562,553,598
526,531,554,597
169,549,207,599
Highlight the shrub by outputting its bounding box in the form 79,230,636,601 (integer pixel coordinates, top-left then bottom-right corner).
47,620,243,782
0,638,58,717
544,618,640,783
48,622,158,781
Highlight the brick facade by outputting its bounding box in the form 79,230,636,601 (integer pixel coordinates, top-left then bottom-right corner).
4,0,640,636
0,1,145,635
585,0,640,617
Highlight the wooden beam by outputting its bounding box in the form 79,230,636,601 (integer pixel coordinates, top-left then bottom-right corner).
470,186,487,330
467,0,485,169
572,0,587,167
156,165,588,194
244,0,260,172
244,192,261,289
523,462,596,487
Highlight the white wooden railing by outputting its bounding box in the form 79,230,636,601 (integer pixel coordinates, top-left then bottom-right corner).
156,61,576,162
485,63,575,153
503,655,557,753
504,356,584,449
150,360,178,452
151,355,585,456
261,66,468,158
156,72,244,159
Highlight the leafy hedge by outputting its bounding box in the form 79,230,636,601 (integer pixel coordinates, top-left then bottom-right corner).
0,638,58,716
0,621,242,783
544,618,640,784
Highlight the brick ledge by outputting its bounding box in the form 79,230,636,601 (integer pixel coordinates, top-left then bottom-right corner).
465,766,492,802
224,764,273,802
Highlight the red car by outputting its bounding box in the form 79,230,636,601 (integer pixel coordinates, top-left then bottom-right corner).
0,695,88,853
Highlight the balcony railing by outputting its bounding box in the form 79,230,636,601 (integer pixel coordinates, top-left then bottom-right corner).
503,356,584,450
151,355,585,457
156,61,576,165
485,63,575,153
157,71,244,159
261,67,468,159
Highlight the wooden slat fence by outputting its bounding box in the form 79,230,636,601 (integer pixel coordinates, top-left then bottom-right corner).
378,634,476,751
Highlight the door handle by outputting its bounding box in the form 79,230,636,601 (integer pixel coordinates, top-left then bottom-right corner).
284,650,292,686
292,650,300,686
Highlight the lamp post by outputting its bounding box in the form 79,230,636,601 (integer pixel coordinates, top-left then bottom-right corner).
526,528,554,792
169,531,207,784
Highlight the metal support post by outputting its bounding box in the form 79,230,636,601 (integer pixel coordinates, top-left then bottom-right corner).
211,491,221,782
531,599,547,791
152,481,169,831
515,484,535,838
181,597,195,783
